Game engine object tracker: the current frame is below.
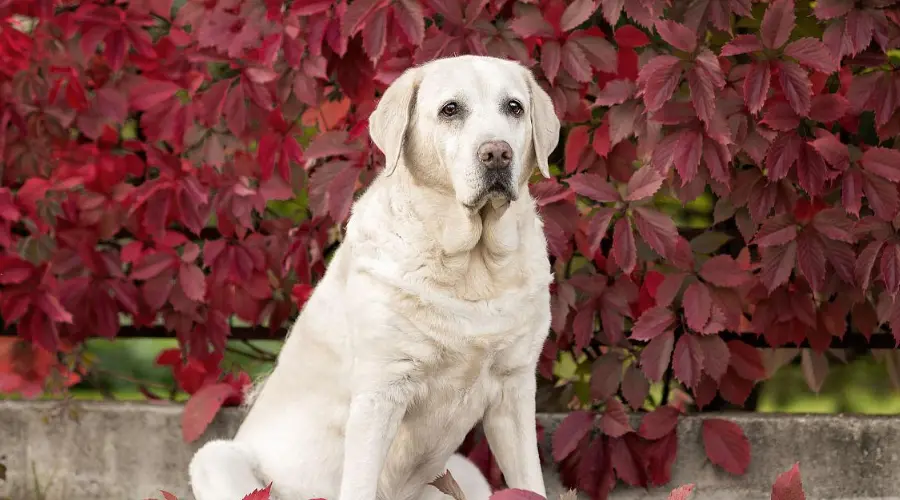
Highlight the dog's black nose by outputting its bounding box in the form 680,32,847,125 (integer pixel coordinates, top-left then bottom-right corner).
477,141,513,169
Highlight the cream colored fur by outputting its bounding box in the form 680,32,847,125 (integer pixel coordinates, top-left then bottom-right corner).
188,54,561,500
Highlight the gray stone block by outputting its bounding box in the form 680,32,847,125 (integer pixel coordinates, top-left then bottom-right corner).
0,401,897,500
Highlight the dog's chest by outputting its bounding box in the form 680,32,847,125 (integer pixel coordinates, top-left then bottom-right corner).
381,343,505,497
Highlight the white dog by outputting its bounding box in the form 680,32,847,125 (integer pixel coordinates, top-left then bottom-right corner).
188,54,561,500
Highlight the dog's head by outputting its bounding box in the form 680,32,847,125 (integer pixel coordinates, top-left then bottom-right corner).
368,55,561,210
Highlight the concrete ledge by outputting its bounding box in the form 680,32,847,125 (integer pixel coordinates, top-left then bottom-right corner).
0,401,898,500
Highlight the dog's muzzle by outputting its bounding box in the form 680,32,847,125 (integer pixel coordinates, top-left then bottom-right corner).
476,140,515,199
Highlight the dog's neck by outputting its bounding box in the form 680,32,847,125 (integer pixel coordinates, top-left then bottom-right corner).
386,167,533,259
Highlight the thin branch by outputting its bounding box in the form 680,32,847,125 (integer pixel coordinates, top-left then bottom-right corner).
225,344,277,362
1,326,897,349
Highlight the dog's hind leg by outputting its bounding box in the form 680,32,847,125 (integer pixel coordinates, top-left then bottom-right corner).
189,439,268,500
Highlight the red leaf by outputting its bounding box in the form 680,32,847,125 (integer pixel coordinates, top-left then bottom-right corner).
615,25,650,48
812,208,854,243
490,489,546,500
668,484,696,500
743,61,772,115
771,462,806,500
632,307,676,341
699,255,750,288
552,410,595,462
863,173,900,221
639,405,680,440
766,132,804,180
855,240,885,291
593,123,611,158
621,364,650,410
655,273,687,308
683,282,712,332
567,173,620,202
784,38,837,73
599,0,625,25
655,20,697,52
0,257,33,284
131,252,176,281
600,398,632,437
607,101,640,146
569,33,617,73
813,0,853,20
160,492,178,500
672,128,703,185
641,330,675,382
386,3,420,43
573,304,595,352
594,79,636,106
673,333,704,389
633,207,677,259
611,434,648,487
182,382,238,443
861,147,900,182
341,0,380,37
241,483,273,500
509,5,554,39
809,130,849,169
560,0,597,32
637,55,684,112
843,170,863,217
881,243,900,296
585,208,617,256
541,40,562,84
796,230,826,291
591,352,623,401
179,263,206,302
777,61,812,117
36,293,74,324
565,126,591,174
561,42,593,83
760,0,795,49
688,49,725,124
612,218,637,274
728,340,767,380
801,350,829,393
701,418,751,475
698,335,730,381
130,79,180,111
304,131,357,161
754,215,798,248
720,369,755,405
721,34,763,56
845,10,875,56
625,166,665,201
761,100,800,131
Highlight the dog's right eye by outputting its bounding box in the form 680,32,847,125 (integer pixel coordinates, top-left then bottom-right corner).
440,102,459,118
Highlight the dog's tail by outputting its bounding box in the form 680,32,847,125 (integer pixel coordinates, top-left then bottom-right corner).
189,439,269,500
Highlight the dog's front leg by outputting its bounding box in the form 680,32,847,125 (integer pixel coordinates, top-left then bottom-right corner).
482,372,546,497
337,386,409,500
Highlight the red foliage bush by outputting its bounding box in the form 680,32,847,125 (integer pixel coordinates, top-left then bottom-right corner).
1,0,898,497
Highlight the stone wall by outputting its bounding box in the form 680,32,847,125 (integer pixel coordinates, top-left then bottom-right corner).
0,401,898,500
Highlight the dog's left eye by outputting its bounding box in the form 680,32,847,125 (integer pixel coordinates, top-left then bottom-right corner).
507,100,524,116
440,102,459,117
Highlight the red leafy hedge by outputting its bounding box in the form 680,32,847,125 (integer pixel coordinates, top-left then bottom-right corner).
1,0,898,497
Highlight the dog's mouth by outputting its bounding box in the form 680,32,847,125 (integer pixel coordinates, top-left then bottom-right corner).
464,181,516,211
463,169,517,210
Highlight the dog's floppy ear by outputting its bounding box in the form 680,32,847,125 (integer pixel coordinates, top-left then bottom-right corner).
368,67,421,176
524,68,561,179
